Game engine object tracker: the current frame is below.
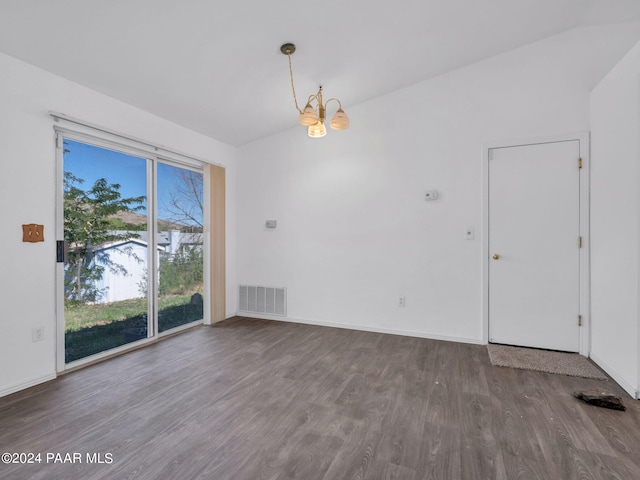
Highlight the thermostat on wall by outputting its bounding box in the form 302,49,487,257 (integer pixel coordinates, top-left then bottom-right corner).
266,220,277,228
425,190,438,200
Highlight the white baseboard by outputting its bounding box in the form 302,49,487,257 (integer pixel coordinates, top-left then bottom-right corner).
0,372,57,398
234,311,484,346
589,353,639,399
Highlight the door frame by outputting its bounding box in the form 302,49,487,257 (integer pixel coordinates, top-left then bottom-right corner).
481,131,590,356
54,122,210,373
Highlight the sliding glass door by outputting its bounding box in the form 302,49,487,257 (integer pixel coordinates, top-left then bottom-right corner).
60,135,204,365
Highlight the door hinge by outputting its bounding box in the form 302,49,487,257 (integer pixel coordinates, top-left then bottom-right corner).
578,236,583,248
578,315,582,326
578,157,583,169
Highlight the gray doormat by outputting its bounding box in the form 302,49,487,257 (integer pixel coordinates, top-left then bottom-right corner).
487,344,607,380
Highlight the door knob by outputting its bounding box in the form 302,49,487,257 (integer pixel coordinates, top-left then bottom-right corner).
492,253,500,260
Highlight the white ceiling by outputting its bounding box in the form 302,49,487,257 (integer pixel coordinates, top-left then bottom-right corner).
1,0,640,146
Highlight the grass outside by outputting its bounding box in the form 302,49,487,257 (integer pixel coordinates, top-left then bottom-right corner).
64,294,203,363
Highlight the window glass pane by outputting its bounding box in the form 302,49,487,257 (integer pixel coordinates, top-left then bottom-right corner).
157,163,204,332
63,138,149,362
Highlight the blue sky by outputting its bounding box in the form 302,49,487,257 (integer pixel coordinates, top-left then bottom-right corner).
63,138,202,225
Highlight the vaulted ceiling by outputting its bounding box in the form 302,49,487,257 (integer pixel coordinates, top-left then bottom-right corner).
1,0,640,146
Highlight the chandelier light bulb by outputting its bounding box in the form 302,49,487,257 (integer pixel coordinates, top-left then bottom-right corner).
308,121,327,138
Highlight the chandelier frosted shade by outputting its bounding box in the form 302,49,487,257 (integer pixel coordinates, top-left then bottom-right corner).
308,121,327,138
299,104,318,126
330,109,350,130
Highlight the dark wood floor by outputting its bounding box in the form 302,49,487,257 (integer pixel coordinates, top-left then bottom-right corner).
1,317,639,480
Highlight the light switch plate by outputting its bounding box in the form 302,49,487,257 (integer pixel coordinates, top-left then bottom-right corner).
425,191,438,201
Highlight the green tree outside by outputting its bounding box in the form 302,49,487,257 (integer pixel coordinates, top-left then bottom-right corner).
64,171,146,303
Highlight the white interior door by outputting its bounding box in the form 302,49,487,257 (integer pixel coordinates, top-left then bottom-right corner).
488,140,581,352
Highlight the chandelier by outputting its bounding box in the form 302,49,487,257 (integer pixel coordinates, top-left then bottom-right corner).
280,43,350,138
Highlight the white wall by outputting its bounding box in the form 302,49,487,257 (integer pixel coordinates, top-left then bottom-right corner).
237,25,639,344
590,41,640,398
0,52,237,397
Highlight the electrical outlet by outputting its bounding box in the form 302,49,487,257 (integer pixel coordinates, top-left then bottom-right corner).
32,327,44,342
398,296,406,307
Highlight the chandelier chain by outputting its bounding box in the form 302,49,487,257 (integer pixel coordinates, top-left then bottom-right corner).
287,54,303,114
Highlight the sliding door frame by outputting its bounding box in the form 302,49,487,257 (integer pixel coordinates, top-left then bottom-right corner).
54,125,214,373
